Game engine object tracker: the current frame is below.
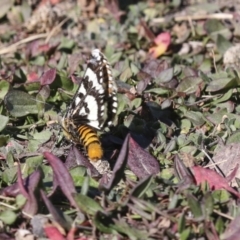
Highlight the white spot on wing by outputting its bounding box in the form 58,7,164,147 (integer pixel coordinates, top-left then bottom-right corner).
112,102,118,108
85,95,101,129
84,68,103,92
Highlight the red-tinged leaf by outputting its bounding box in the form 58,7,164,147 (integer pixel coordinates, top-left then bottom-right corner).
17,165,41,216
44,224,65,240
37,85,51,102
149,32,171,59
66,227,77,240
204,222,219,240
38,43,52,53
71,146,101,178
71,75,82,85
128,136,160,179
136,71,152,94
0,233,13,239
68,229,90,240
100,134,130,192
222,213,240,240
192,166,240,199
104,0,125,22
26,40,43,57
43,152,77,207
17,164,28,199
41,0,62,5
40,190,71,230
1,169,42,197
139,19,155,42
141,59,170,79
39,69,56,86
68,53,82,76
27,72,39,82
27,41,59,57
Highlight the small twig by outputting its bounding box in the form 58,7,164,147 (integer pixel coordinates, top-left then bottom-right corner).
21,211,33,219
175,13,233,22
0,17,69,55
185,95,220,106
0,34,48,55
45,17,69,43
201,147,224,176
0,196,15,201
151,13,233,24
213,209,234,220
205,159,228,168
0,201,17,210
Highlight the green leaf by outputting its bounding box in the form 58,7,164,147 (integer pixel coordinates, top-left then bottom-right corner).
52,72,74,91
32,130,52,144
0,210,17,225
109,52,123,65
212,190,229,203
25,155,43,169
184,111,205,126
130,62,139,75
2,166,17,184
15,194,27,209
211,89,233,105
112,221,149,239
180,228,191,240
131,98,142,109
30,56,45,66
0,135,9,147
178,213,186,233
207,109,240,125
176,77,203,94
180,119,191,134
180,146,197,155
74,194,103,215
227,132,240,144
58,38,75,50
23,82,41,92
4,90,38,117
202,192,214,218
0,80,10,100
130,175,153,198
93,213,114,234
168,194,179,209
57,52,68,70
205,77,236,92
187,194,203,218
216,35,232,55
205,19,232,41
154,68,174,84
120,67,132,82
144,88,170,95
0,115,9,132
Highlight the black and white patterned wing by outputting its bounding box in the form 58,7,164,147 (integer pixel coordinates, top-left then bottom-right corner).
67,49,118,130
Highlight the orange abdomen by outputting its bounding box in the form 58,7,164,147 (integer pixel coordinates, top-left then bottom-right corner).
78,125,103,161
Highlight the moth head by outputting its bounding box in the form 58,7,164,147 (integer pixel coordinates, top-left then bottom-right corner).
91,49,102,62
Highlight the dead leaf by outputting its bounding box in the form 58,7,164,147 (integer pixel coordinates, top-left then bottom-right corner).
211,143,240,187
